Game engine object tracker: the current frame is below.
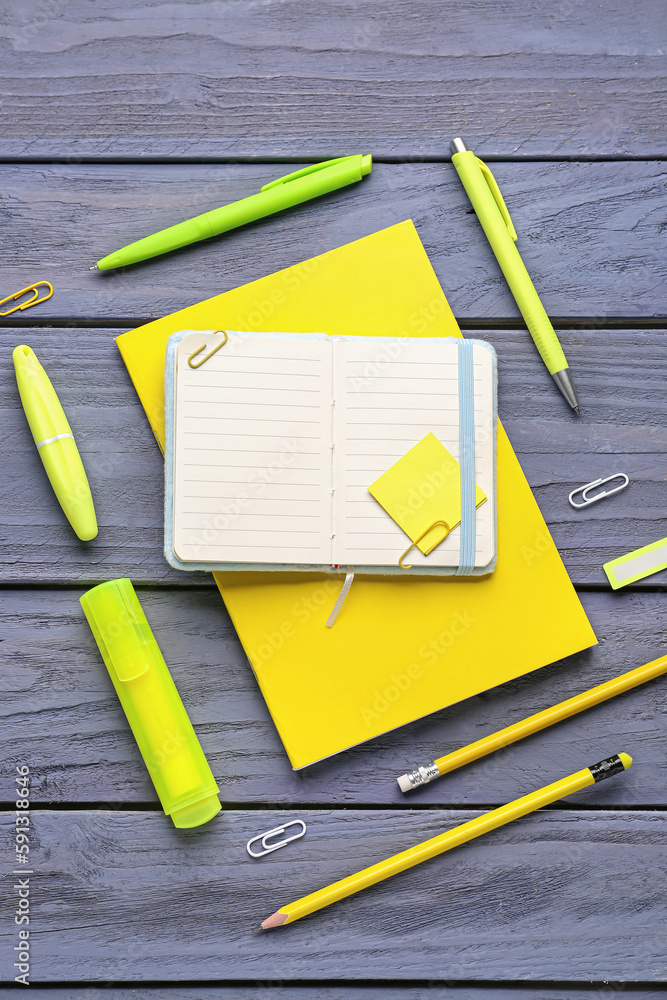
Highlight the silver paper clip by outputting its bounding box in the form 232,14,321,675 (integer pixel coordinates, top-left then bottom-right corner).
569,473,629,509
246,820,307,858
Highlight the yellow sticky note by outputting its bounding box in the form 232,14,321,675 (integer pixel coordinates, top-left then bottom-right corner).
368,433,487,556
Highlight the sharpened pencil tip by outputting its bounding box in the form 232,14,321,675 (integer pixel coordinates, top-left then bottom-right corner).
261,910,288,929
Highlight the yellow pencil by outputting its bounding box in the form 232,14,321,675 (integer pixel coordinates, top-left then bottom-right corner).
398,654,666,792
261,753,632,928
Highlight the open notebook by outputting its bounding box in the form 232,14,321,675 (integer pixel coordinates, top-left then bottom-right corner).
165,329,497,575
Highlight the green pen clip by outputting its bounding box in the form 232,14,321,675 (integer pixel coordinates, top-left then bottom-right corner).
475,157,518,241
80,579,221,828
261,154,372,190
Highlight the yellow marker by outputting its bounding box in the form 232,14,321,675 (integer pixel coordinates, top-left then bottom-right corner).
13,344,97,541
261,753,632,927
398,654,666,792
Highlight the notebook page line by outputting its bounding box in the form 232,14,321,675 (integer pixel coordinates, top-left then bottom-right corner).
332,338,493,568
172,335,333,565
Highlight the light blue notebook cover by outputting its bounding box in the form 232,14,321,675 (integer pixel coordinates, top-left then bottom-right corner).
164,330,497,577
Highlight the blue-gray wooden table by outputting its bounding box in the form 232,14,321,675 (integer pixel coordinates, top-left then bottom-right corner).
1,1,666,995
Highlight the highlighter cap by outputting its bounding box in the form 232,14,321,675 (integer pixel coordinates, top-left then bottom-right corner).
80,579,221,828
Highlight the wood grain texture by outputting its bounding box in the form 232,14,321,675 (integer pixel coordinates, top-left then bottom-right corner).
15,993,665,1000
1,4,665,993
2,587,665,807
1,326,665,586
0,809,665,982
1,162,666,321
0,0,665,158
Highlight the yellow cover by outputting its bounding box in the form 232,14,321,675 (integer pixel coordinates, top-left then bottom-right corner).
117,220,596,768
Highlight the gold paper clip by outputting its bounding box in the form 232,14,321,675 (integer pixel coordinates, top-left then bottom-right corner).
0,281,53,317
399,519,451,569
188,330,228,369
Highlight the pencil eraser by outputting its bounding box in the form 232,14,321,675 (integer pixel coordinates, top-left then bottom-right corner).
397,774,412,793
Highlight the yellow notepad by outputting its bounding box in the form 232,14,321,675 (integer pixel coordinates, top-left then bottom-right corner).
117,220,596,768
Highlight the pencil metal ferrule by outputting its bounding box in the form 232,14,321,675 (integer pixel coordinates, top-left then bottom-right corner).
589,754,628,783
402,762,440,790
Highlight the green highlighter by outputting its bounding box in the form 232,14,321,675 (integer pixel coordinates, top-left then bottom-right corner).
92,154,372,270
603,536,667,589
81,579,221,828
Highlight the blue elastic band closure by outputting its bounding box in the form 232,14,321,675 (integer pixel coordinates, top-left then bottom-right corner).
456,339,476,575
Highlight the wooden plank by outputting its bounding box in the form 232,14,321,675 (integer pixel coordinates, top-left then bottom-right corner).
1,325,665,586
12,990,665,999
1,0,665,158
0,809,664,981
0,162,666,321
1,588,665,807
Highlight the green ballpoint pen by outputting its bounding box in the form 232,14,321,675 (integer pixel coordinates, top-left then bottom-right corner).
450,138,580,413
91,154,373,270
13,345,98,541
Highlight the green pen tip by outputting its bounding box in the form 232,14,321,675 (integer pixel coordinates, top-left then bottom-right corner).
361,154,372,176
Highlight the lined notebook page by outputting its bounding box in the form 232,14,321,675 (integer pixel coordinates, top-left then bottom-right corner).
172,333,333,565
331,337,494,568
